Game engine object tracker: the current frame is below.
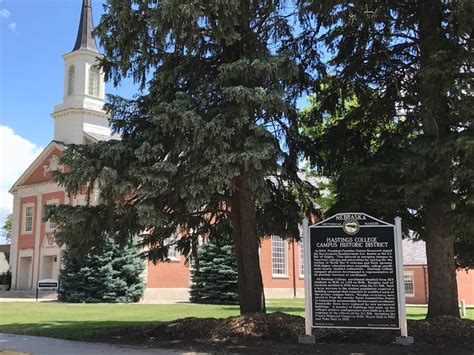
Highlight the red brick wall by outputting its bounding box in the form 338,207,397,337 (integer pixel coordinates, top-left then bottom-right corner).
21,148,63,186
457,269,474,305
259,238,304,290
404,266,428,304
147,256,190,288
39,191,65,247
17,196,38,250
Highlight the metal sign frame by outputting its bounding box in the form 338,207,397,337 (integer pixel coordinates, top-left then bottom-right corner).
36,278,59,302
302,213,409,338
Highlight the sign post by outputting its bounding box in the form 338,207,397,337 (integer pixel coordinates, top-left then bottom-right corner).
299,218,316,343
36,279,59,302
299,213,414,345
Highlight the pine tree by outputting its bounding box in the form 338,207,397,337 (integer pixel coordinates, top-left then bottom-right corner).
49,1,318,314
190,243,238,305
298,0,473,317
1,214,12,243
59,235,145,303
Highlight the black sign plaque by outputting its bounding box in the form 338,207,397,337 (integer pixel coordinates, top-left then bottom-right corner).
310,213,400,329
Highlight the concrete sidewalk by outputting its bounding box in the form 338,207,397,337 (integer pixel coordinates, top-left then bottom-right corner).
0,333,208,355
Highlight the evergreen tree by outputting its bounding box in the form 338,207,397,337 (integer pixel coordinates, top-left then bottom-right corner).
1,214,12,243
50,1,318,313
59,235,145,303
190,243,238,305
298,0,473,317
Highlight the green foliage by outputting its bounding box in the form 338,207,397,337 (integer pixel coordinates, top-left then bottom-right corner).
49,1,318,263
59,236,145,303
0,271,11,287
298,1,473,268
1,214,12,243
190,243,238,305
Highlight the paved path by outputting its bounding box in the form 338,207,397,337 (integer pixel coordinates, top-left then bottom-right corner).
0,333,208,355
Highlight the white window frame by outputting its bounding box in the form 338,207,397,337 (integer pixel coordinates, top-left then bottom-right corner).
22,203,35,234
271,235,288,278
165,235,180,261
298,240,304,278
45,199,59,232
404,271,415,297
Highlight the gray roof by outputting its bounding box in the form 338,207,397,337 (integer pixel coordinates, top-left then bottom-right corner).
403,239,427,265
72,0,98,53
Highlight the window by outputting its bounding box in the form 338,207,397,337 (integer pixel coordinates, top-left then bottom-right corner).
74,196,87,206
88,67,100,96
271,236,287,277
299,240,304,277
45,199,59,231
165,237,180,261
23,204,34,234
67,65,75,95
404,272,414,296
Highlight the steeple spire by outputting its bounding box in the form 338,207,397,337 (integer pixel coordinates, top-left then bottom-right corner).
72,0,98,53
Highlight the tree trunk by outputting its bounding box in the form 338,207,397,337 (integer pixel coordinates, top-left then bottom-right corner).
231,171,266,314
418,1,459,318
425,199,459,318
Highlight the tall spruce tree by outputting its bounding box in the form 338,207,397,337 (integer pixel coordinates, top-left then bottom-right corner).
50,1,317,314
298,1,473,317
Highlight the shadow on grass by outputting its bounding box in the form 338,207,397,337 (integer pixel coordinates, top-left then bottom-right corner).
219,305,305,314
0,320,159,340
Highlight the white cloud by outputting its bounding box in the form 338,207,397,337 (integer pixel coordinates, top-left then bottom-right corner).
0,8,9,18
0,126,43,214
7,21,15,32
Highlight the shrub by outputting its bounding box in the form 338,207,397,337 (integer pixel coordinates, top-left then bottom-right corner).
59,236,145,303
190,243,238,304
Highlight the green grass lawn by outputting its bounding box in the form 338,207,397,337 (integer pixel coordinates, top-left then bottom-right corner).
0,299,472,340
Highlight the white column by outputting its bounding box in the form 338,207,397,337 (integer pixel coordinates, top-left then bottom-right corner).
9,194,21,290
32,193,43,288
395,217,408,337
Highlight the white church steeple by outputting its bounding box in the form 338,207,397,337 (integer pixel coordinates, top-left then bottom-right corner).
51,0,110,144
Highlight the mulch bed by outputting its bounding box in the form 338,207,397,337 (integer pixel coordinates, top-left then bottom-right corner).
85,312,474,354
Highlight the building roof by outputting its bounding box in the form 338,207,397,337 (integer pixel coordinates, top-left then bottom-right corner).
83,131,120,142
9,141,66,193
403,239,427,265
72,0,98,53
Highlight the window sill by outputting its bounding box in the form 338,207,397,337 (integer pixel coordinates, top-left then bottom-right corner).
272,274,289,279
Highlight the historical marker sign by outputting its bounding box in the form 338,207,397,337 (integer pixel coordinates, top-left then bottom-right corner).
310,213,400,329
300,213,412,343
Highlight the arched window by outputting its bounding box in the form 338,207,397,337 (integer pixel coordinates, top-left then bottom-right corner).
88,67,100,97
67,65,75,96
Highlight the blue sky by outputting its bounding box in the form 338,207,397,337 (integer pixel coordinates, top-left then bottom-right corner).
1,0,136,147
0,0,138,242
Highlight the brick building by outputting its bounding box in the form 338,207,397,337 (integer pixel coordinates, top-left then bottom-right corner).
8,0,473,306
